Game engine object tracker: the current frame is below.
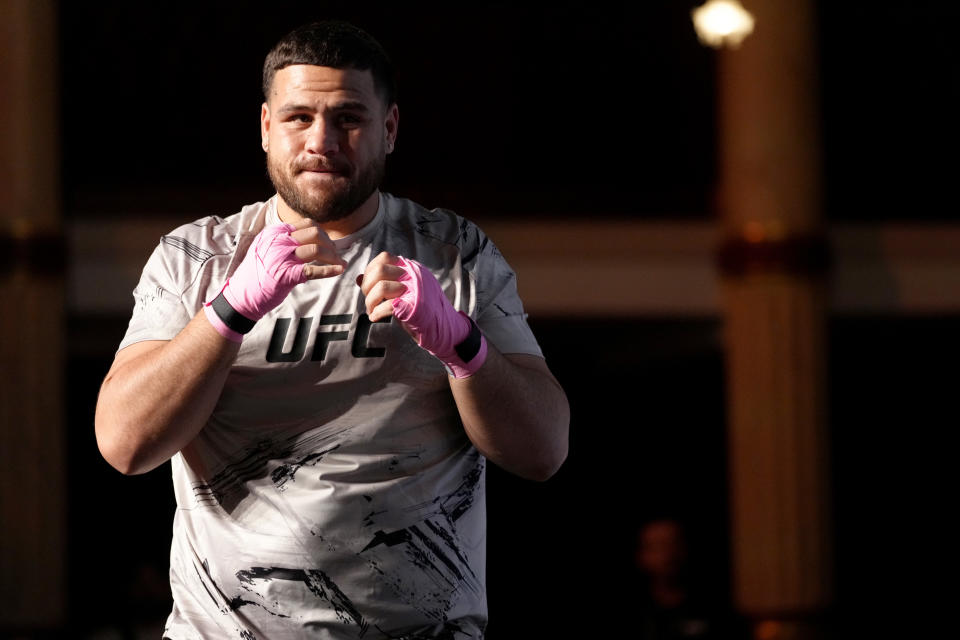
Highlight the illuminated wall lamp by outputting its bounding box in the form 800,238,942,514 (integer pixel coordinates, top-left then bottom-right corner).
692,0,755,49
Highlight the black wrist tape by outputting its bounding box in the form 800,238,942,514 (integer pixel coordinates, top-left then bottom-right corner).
211,291,256,335
454,316,483,363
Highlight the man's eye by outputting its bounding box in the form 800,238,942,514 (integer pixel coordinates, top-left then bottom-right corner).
337,114,363,127
288,114,311,123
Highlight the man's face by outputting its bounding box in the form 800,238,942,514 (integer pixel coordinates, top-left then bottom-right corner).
261,64,398,224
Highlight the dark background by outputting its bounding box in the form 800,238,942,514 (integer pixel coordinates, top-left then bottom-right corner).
59,1,958,637
61,1,960,222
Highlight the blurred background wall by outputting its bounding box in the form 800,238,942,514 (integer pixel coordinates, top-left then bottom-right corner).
1,0,957,638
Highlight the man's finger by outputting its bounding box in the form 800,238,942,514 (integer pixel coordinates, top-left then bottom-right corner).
367,250,400,268
368,298,395,323
294,243,345,266
302,263,346,280
289,222,328,246
360,251,401,284
359,263,406,297
365,280,406,315
289,217,320,232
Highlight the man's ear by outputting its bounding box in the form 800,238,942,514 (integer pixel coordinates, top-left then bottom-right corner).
260,103,271,151
385,103,399,154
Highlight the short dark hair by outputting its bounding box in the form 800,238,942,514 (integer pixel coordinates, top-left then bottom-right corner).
262,20,397,106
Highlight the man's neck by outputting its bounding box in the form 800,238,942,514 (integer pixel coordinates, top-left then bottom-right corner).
276,191,380,241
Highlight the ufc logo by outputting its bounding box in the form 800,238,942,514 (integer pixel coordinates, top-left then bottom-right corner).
265,313,390,363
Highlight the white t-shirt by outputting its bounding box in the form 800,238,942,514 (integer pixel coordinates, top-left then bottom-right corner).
120,192,542,639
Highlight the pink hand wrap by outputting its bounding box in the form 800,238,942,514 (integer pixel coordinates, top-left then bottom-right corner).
203,223,307,342
391,256,488,378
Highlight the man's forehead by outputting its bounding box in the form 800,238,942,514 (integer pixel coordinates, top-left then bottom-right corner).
269,64,378,102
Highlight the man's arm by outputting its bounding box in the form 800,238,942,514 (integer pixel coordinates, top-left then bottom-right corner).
95,218,346,475
360,251,570,481
95,313,239,475
449,350,569,481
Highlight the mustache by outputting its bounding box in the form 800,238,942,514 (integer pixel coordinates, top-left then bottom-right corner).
294,159,350,173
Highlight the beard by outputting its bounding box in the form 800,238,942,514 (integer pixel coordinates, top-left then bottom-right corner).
267,151,385,224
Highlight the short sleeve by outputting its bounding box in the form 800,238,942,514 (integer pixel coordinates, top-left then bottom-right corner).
117,242,194,351
471,236,543,358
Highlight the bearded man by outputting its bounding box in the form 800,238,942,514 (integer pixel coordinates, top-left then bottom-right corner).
95,20,568,639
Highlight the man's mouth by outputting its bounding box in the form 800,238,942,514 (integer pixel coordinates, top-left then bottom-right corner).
297,162,347,175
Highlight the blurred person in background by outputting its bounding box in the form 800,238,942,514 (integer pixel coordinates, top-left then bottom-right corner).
635,516,746,639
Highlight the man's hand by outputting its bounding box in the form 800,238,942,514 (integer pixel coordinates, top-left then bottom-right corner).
358,251,568,480
357,252,486,378
96,219,346,474
206,218,346,341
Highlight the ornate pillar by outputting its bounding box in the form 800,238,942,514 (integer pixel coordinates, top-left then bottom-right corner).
715,1,833,637
0,0,67,629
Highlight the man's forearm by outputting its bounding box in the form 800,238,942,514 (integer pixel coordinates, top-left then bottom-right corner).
95,310,239,475
357,252,569,480
96,220,345,475
450,347,570,481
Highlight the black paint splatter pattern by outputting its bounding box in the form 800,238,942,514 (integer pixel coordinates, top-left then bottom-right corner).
192,431,342,512
360,453,485,623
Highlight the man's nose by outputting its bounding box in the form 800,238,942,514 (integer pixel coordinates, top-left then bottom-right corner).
304,118,339,154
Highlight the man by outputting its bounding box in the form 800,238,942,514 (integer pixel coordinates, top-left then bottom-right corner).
634,518,747,639
95,20,568,639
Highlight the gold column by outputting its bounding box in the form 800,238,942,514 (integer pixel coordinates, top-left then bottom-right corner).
716,1,832,637
0,0,66,629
